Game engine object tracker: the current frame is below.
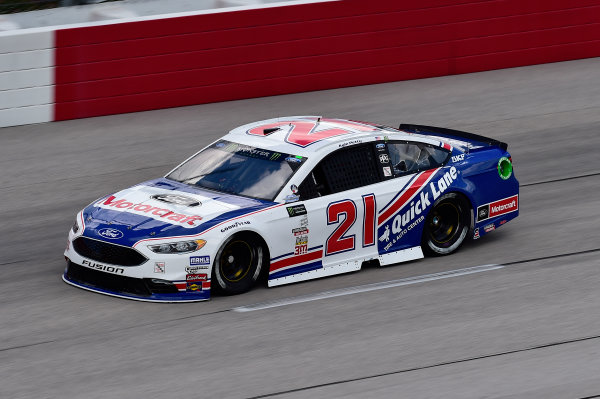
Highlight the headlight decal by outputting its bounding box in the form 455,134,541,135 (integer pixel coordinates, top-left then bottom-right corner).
148,239,206,254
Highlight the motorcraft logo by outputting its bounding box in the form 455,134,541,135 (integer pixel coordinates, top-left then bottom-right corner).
477,195,518,222
98,228,123,240
98,195,203,228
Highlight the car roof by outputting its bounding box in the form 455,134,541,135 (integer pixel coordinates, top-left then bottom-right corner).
222,116,444,157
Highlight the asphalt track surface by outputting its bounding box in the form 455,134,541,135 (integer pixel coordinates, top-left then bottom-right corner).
2,58,600,398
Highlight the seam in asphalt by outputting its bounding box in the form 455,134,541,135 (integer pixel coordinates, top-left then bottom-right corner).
242,247,600,398
520,171,600,187
1,247,599,355
248,329,600,398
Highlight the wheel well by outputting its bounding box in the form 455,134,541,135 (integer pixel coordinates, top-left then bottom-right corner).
423,191,473,226
228,230,270,281
448,191,474,231
421,191,473,256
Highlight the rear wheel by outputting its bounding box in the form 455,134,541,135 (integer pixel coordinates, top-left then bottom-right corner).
213,233,265,295
422,193,470,256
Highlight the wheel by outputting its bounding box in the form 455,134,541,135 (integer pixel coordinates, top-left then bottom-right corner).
213,233,265,295
422,193,471,256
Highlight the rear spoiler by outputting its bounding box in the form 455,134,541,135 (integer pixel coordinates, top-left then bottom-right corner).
398,124,508,152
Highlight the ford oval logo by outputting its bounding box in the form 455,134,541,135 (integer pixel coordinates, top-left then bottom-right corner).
98,228,124,240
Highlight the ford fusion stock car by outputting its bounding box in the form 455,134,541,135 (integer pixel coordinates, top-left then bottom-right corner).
64,117,519,302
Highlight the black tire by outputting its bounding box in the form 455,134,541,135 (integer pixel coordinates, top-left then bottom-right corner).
422,193,471,256
213,233,265,295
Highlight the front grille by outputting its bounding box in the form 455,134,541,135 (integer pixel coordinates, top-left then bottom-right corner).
65,262,179,296
73,237,147,266
66,262,151,296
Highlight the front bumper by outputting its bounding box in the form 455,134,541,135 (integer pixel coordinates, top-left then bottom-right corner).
63,260,210,302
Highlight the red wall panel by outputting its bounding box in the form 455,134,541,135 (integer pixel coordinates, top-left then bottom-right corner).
54,0,600,121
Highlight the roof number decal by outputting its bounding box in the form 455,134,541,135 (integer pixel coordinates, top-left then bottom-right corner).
247,119,377,148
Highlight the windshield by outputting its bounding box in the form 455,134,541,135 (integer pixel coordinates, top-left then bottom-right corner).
166,140,306,201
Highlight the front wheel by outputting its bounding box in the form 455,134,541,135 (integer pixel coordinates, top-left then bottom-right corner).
422,193,471,256
213,233,265,295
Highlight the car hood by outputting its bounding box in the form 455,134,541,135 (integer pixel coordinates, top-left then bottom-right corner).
80,178,275,247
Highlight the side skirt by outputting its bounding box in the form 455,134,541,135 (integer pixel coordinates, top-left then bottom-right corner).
378,246,423,266
268,246,423,287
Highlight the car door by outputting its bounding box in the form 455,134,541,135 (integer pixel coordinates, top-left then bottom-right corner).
296,143,386,273
376,140,452,257
266,139,449,284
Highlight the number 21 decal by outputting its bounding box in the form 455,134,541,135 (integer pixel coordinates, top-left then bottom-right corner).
325,194,376,256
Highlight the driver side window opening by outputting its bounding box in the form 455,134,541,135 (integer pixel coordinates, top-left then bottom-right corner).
298,144,380,200
387,142,449,176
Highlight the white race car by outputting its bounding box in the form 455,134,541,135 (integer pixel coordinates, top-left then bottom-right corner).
64,117,519,302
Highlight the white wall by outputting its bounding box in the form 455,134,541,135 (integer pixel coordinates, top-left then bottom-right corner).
0,29,54,128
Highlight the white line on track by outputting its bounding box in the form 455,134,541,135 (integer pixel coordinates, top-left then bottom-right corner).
232,264,503,312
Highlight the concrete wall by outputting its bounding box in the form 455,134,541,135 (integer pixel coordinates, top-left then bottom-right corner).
0,29,54,127
2,0,599,127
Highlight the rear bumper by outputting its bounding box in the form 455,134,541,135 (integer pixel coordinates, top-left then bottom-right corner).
63,261,210,302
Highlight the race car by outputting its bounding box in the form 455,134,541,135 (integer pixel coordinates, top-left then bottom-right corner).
63,116,519,302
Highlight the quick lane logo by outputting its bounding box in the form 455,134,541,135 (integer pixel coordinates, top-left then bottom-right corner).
383,167,458,251
429,166,458,200
287,204,307,218
390,166,458,235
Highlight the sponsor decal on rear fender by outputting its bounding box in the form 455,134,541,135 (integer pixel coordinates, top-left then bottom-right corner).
477,195,518,222
378,167,459,252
